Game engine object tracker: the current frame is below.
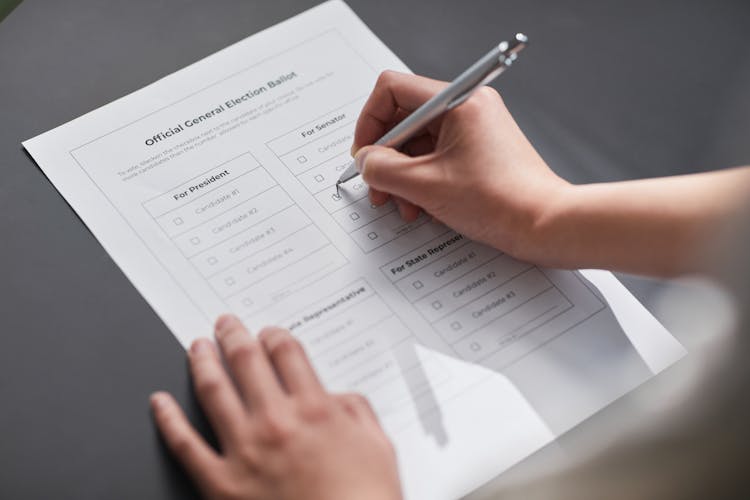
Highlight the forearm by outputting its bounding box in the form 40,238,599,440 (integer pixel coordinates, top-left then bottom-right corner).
533,166,750,276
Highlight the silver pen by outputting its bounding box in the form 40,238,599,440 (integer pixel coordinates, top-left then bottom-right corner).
336,33,528,193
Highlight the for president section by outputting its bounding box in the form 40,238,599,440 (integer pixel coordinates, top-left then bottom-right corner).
142,152,347,316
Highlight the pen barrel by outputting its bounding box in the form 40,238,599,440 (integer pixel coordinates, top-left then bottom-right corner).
338,35,526,186
375,99,449,148
375,43,512,149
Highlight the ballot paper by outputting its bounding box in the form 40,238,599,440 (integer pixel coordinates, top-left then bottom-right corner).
23,2,685,498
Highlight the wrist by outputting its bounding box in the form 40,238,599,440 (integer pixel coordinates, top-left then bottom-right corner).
524,180,583,268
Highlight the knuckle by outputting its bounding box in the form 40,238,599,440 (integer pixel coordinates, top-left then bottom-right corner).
258,408,294,443
476,85,501,102
269,335,303,359
226,340,261,367
376,69,397,87
460,86,501,116
170,433,195,457
234,442,262,470
460,95,483,115
195,373,224,397
300,397,331,421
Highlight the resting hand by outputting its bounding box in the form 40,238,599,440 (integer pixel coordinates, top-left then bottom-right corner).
151,315,402,500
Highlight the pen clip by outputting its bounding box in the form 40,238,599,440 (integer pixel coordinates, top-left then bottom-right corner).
445,39,522,110
445,60,509,110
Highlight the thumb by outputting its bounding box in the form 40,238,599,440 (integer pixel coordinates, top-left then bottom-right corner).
355,145,434,203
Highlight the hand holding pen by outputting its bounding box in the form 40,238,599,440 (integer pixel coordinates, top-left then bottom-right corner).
337,33,529,191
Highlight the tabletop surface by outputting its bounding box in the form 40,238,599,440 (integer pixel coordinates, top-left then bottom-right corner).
1,0,749,498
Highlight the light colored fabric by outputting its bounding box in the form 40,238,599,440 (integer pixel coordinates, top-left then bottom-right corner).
488,209,750,500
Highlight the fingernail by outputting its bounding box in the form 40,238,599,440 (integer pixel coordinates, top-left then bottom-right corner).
258,326,285,343
354,149,368,174
257,328,271,342
350,144,359,157
396,201,406,219
150,392,169,410
215,314,237,336
190,338,212,355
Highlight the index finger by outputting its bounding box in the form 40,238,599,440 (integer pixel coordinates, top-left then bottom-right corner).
352,71,448,153
214,315,286,409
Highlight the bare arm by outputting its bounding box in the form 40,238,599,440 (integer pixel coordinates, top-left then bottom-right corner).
535,167,750,276
352,71,750,277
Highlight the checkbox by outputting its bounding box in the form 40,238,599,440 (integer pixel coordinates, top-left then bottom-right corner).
331,193,341,201
450,321,462,331
190,236,201,245
242,297,253,307
367,231,378,240
173,217,184,226
431,300,442,310
349,212,360,221
314,174,324,182
207,256,218,265
297,155,307,164
225,277,236,286
412,280,423,289
470,342,482,352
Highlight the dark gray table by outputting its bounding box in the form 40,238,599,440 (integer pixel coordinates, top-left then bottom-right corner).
1,1,748,498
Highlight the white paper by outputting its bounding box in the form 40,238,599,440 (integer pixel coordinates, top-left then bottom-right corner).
23,2,686,498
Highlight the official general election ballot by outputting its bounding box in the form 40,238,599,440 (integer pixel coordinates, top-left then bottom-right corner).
23,2,684,498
